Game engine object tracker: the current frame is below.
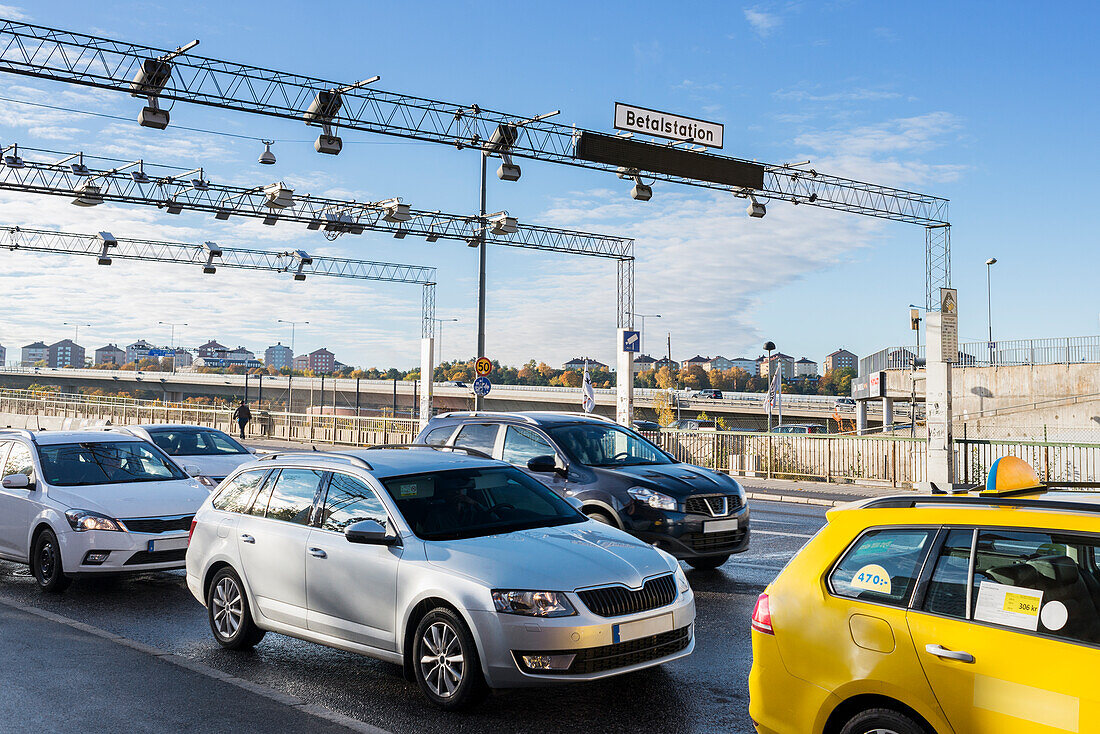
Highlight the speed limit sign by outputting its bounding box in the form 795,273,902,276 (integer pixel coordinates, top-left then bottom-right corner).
475,357,492,376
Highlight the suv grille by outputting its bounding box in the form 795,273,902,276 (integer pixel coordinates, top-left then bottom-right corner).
119,515,194,534
577,574,677,618
683,529,747,553
514,626,691,675
684,494,741,517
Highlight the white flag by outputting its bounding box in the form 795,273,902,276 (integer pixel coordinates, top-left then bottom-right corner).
765,366,782,424
582,360,596,413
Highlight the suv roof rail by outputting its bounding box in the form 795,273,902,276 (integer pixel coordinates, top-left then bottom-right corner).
256,451,373,471
436,411,539,425
529,411,617,423
859,494,1100,514
364,443,494,460
0,428,36,442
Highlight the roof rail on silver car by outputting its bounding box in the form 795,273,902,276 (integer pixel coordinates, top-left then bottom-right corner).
436,411,539,425
365,443,494,460
0,428,37,442
256,451,373,471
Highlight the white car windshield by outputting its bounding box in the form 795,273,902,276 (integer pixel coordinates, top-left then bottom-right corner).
547,423,672,467
37,441,189,486
382,466,585,541
147,428,248,456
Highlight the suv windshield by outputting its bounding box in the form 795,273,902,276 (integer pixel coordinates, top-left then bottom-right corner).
547,423,672,467
382,466,585,541
147,428,247,456
38,441,189,486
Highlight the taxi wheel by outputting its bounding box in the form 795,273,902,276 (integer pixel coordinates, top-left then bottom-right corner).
687,554,731,571
32,528,72,593
839,707,928,734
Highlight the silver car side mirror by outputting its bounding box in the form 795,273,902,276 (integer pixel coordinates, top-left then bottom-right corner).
2,473,32,490
345,519,399,546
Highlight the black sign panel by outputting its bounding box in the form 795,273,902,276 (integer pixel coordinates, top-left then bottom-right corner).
575,132,765,190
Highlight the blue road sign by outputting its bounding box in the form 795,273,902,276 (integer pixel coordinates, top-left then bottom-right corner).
622,330,640,353
148,348,172,356
473,376,492,396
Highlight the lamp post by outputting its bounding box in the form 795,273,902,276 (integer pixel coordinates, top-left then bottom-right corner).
764,340,776,432
63,322,90,343
432,317,458,366
158,321,187,374
278,320,308,412
277,319,309,357
985,258,997,363
632,313,661,356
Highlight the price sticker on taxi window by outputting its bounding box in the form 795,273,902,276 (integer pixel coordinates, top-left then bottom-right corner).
975,581,1043,631
851,564,892,595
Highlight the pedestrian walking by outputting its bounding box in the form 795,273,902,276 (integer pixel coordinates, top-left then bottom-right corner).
232,400,252,440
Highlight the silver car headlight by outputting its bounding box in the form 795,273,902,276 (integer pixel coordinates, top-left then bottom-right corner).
627,487,678,512
674,563,691,593
65,510,123,532
492,590,576,617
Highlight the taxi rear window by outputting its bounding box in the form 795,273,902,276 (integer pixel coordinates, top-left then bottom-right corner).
829,528,934,607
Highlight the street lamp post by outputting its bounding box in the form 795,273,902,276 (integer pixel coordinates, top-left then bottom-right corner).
764,340,776,432
985,258,997,363
158,321,187,374
432,317,459,367
63,322,90,343
278,320,309,412
632,313,661,356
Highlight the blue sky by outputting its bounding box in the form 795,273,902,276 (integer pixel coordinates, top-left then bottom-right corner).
0,1,1096,369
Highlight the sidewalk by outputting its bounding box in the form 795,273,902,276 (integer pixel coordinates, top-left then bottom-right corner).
0,601,382,734
736,475,913,507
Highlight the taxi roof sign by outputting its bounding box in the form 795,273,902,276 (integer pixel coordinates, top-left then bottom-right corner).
982,456,1044,496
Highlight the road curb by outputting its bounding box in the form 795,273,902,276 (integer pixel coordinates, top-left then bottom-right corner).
0,597,392,734
745,491,846,507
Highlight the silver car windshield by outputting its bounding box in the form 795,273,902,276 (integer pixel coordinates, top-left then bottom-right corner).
382,466,585,541
547,423,672,468
37,441,189,486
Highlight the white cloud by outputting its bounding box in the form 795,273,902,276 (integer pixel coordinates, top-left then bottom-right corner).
0,4,30,21
744,7,782,37
774,87,903,103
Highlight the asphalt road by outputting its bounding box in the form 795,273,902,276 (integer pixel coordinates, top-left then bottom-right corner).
0,499,827,734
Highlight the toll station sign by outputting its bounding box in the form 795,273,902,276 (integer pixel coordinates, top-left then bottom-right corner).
614,103,724,149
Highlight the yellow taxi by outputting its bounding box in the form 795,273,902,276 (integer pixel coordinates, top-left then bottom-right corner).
749,457,1100,734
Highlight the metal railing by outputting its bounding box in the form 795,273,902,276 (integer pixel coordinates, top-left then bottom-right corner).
956,437,1100,486
0,389,419,445
861,335,1100,374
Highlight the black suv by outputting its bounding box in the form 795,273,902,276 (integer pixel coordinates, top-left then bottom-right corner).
415,412,750,570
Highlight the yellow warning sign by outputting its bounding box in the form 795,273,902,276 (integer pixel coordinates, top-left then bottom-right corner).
475,357,492,376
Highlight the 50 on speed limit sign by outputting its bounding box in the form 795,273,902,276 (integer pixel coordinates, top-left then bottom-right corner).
476,358,492,376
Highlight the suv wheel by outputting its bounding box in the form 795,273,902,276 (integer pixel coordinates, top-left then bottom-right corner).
687,554,730,571
585,510,616,526
413,607,488,710
32,528,72,593
839,707,928,734
207,567,266,650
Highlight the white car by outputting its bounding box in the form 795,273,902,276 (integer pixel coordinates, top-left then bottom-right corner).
186,447,695,709
0,429,211,592
115,425,258,484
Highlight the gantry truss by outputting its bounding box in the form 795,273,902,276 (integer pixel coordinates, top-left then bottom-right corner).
0,17,955,310
0,145,636,328
0,225,438,336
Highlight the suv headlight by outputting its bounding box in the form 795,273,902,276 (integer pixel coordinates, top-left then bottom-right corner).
65,510,123,532
492,590,576,617
627,487,678,512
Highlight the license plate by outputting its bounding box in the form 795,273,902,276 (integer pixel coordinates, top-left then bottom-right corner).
704,518,739,533
612,612,674,643
147,536,188,553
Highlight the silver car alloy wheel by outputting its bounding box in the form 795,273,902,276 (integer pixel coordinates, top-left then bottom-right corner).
419,621,465,698
212,576,244,639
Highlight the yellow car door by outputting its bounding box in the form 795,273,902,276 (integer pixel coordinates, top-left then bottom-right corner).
907,527,1100,733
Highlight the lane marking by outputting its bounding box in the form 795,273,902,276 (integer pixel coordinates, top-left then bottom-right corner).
0,597,392,734
751,529,815,539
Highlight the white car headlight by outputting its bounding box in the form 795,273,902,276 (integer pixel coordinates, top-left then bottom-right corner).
492,590,576,617
627,487,678,512
195,474,217,489
674,563,691,593
65,509,123,532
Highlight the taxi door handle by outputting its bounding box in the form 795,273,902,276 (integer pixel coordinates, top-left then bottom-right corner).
925,644,974,663
240,534,255,544
309,547,327,559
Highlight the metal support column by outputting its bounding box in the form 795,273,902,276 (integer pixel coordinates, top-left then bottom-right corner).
925,224,951,311
475,152,487,410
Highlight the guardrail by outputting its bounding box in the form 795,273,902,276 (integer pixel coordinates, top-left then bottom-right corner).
861,335,1100,374
0,389,419,445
